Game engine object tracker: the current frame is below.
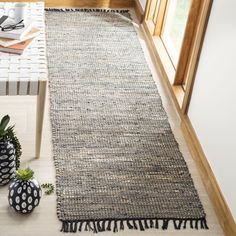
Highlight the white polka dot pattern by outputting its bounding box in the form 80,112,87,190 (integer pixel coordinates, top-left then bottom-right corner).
15,196,20,204
8,179,42,214
0,139,16,186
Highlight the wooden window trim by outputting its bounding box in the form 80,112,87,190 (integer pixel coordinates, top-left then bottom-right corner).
181,0,213,113
143,0,212,112
153,36,176,83
144,0,153,21
142,20,185,111
153,0,168,36
174,0,203,86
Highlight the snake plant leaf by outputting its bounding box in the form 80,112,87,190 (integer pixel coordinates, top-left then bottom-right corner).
0,115,10,132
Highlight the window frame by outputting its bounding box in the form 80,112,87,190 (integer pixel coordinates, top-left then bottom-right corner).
143,0,213,114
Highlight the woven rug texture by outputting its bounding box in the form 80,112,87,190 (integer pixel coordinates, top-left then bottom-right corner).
45,9,208,233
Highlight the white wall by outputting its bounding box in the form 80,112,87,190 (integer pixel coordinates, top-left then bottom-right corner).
138,0,147,10
188,0,236,221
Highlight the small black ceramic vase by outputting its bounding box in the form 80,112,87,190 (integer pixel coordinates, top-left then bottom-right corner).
0,138,16,186
8,178,42,214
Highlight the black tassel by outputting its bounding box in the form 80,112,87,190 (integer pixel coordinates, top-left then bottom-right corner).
195,219,199,230
107,220,112,231
71,221,78,232
85,221,93,231
138,220,145,231
202,218,209,229
190,220,194,229
85,222,89,231
120,220,124,230
162,219,169,230
97,221,102,232
173,220,183,230
101,220,106,231
65,222,69,232
144,219,149,229
93,221,98,233
183,219,187,229
78,221,84,232
60,218,208,233
69,221,73,232
63,221,67,232
64,222,68,232
200,219,204,229
150,219,154,228
60,221,65,232
75,222,78,232
155,219,159,229
89,222,93,231
113,220,118,233
178,220,183,229
173,220,178,229
133,220,138,230
45,8,130,14
127,220,134,229
63,222,66,232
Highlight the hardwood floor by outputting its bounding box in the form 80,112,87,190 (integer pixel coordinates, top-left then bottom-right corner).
0,9,223,236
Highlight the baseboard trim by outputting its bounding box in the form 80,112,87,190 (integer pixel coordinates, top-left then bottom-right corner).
182,116,236,236
141,17,236,236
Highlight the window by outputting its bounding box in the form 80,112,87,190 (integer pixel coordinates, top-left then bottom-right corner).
161,0,192,67
145,0,161,34
146,0,192,68
144,0,212,112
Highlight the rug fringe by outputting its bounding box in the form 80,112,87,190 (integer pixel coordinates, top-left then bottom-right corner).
45,8,130,13
60,217,209,233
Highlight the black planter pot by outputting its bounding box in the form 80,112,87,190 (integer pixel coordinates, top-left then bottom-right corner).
8,178,42,214
0,138,16,186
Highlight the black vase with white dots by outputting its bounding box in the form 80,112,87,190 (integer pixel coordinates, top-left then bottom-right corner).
0,138,16,186
8,178,42,214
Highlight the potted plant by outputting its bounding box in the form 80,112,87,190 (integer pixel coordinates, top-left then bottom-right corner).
8,168,42,214
0,115,22,185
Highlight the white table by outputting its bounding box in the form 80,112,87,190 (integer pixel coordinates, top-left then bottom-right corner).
0,2,47,158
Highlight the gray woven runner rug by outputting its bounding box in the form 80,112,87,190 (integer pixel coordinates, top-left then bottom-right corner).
46,9,208,233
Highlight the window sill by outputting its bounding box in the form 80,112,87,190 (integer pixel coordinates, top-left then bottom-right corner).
142,21,185,111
